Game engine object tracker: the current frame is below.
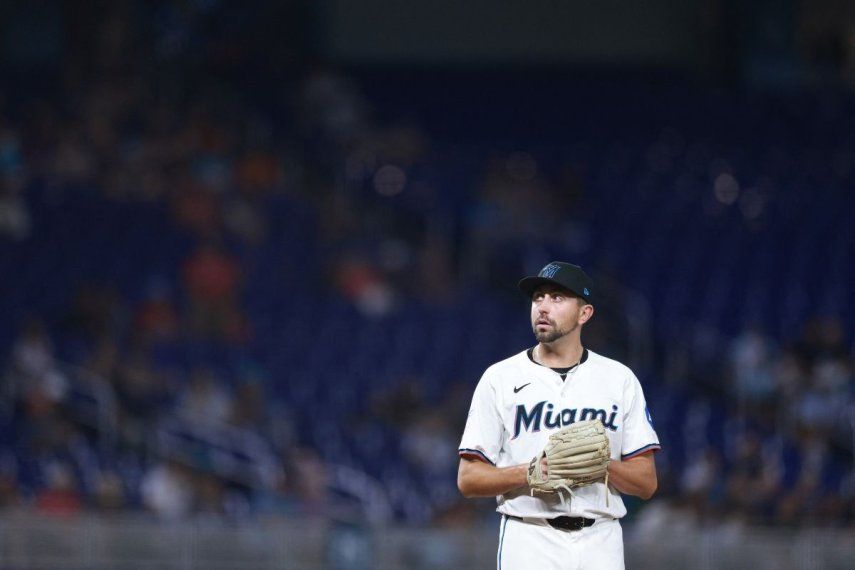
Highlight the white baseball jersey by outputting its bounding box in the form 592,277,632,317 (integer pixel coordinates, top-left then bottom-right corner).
458,348,660,520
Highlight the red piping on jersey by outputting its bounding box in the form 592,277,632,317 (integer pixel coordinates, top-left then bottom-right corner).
458,448,495,465
621,443,661,459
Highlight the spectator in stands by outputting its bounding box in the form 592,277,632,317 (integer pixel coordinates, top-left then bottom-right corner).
332,254,395,317
34,460,83,517
723,428,780,523
194,472,228,518
170,173,223,240
7,319,68,417
223,191,269,245
291,448,329,514
728,326,777,408
181,241,246,341
401,411,456,479
251,467,299,517
0,453,22,509
92,470,126,513
0,178,30,241
229,380,267,430
140,459,194,520
680,447,725,521
113,350,172,437
133,279,181,346
796,317,849,363
178,367,233,425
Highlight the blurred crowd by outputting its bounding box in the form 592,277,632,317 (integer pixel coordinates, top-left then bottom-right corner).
638,316,855,536
0,1,854,530
0,1,534,525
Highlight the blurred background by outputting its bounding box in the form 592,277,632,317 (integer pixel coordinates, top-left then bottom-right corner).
1,0,854,568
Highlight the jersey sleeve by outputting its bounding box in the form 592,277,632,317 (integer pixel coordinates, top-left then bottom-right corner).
621,372,661,459
458,371,503,465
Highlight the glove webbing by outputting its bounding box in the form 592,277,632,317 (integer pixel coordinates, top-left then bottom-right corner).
531,469,610,508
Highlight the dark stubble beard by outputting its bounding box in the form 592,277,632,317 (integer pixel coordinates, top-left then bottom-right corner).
533,321,575,344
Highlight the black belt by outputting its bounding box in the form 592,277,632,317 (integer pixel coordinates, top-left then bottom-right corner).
507,515,596,531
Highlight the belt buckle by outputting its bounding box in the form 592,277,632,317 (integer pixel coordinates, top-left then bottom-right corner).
550,517,585,531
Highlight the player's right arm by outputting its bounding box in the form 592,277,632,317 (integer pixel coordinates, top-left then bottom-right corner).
458,369,521,498
457,458,528,498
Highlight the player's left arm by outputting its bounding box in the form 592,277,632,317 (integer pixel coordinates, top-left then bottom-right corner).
607,452,657,500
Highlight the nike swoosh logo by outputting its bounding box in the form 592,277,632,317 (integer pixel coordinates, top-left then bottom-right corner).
513,383,531,393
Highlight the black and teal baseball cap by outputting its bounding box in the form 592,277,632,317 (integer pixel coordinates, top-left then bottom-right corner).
518,261,595,303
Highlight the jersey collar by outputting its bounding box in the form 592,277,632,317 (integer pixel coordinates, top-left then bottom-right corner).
526,346,589,375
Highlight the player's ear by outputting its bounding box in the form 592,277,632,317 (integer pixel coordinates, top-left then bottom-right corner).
578,303,594,325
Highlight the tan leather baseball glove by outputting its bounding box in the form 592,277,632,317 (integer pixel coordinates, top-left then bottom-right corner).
527,419,611,495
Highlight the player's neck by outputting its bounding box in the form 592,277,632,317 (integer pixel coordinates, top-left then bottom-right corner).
535,337,584,368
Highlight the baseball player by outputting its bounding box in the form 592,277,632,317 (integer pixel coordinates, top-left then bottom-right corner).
457,262,660,570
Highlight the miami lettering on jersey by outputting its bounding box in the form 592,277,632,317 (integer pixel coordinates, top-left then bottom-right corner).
512,401,619,439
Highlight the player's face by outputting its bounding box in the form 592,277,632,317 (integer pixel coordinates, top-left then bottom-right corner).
530,286,588,343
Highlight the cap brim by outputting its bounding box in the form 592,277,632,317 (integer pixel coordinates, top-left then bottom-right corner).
518,276,591,302
518,276,560,298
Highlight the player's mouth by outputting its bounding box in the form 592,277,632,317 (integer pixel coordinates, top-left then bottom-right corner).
535,318,552,328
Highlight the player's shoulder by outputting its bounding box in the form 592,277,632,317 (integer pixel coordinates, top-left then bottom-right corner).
481,349,531,384
585,349,637,380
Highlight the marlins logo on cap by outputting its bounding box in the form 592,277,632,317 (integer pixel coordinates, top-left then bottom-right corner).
518,261,596,304
540,264,562,279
